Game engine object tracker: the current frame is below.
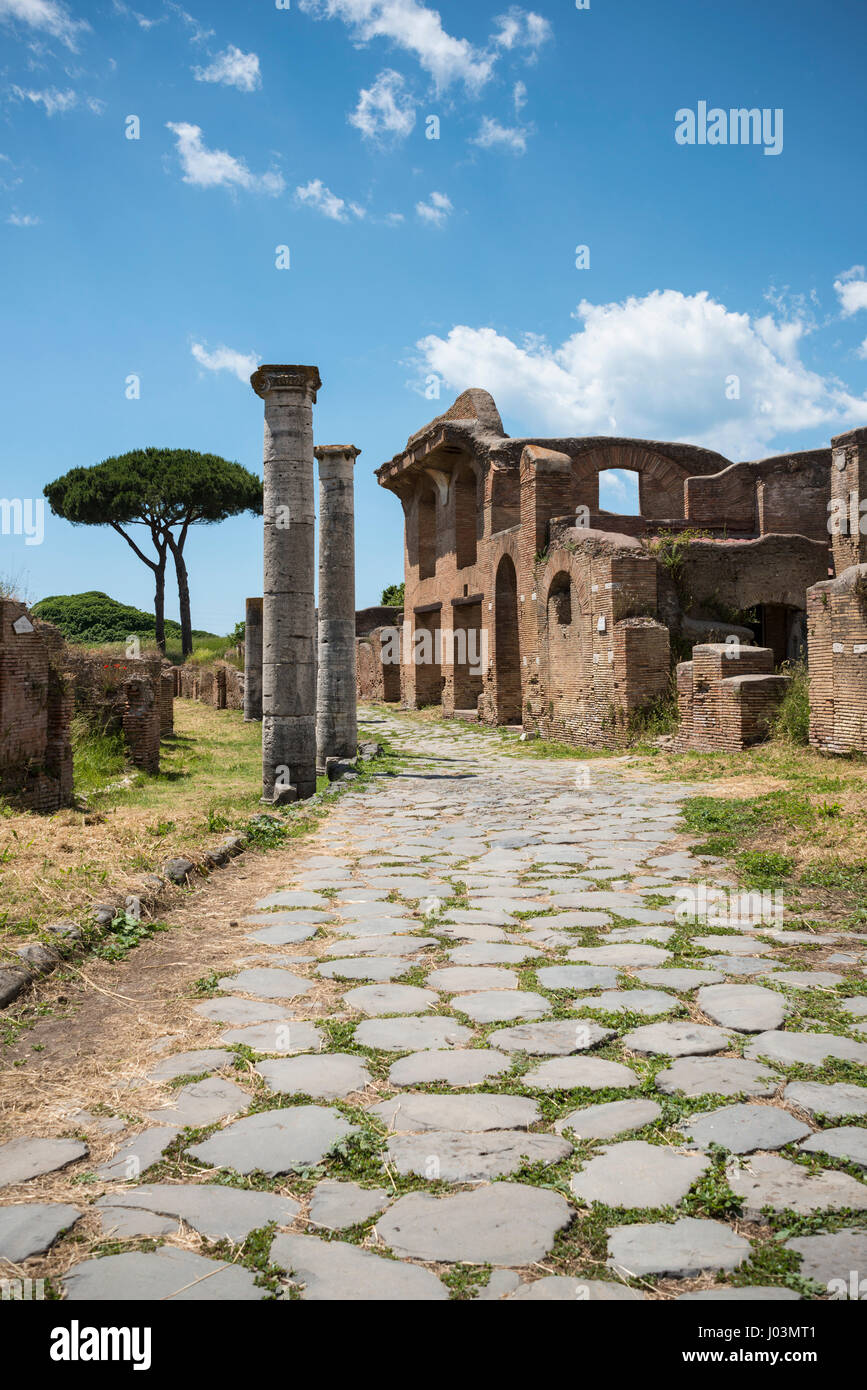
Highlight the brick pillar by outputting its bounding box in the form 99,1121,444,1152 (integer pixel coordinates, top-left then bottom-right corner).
518,446,574,717
243,597,263,722
314,445,360,767
830,427,867,572
251,364,321,802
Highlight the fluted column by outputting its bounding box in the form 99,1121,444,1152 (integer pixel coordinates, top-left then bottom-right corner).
251,363,321,802
243,597,263,721
315,445,360,768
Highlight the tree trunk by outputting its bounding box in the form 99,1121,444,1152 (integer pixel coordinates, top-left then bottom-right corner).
168,528,193,659
154,557,167,655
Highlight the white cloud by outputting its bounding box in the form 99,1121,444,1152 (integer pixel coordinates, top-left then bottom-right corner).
513,79,527,113
834,265,867,318
6,210,39,225
295,178,365,222
191,342,259,383
0,0,88,50
193,45,261,92
492,6,551,54
415,189,452,226
350,68,416,141
166,122,284,193
11,85,79,115
298,0,495,93
471,114,528,153
415,288,867,459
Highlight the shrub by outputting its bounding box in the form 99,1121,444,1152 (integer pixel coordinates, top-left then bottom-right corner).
771,661,810,745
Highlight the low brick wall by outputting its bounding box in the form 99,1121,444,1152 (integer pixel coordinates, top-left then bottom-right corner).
356,627,402,702
66,650,165,773
676,643,790,751
170,661,244,711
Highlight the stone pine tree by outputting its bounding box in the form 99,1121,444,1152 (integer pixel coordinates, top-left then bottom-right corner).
44,449,263,657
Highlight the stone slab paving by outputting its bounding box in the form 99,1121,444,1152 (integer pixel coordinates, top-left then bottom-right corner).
13,710,865,1300
783,1230,867,1290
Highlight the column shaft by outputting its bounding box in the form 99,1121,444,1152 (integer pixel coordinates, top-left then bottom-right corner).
315,446,359,766
243,596,263,721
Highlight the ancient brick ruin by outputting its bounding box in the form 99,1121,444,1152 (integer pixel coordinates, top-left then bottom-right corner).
0,600,73,811
375,389,847,751
66,649,167,773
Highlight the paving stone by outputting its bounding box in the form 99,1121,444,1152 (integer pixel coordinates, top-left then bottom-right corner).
842,997,867,1018
489,1020,614,1055
426,965,519,993
187,1106,359,1175
385,1129,571,1181
697,983,787,1033
453,990,551,1023
271,1232,447,1299
67,1110,127,1135
0,1137,88,1187
726,1153,867,1218
472,1270,522,1300
608,1218,751,1278
375,1183,572,1265
64,1247,266,1301
325,935,437,957
343,983,438,1015
435,923,509,943
354,1017,473,1051
255,1054,371,1100
94,1184,299,1241
704,956,782,977
0,1202,81,1261
218,1021,321,1054
745,1031,867,1068
784,1081,867,1119
146,1049,233,1081
217,968,313,999
799,1127,867,1167
445,942,543,965
246,923,320,945
255,891,327,910
693,935,775,955
242,911,335,927
318,957,414,982
523,1057,639,1091
506,1277,645,1301
623,1021,733,1056
634,968,725,990
607,925,675,944
656,1057,778,1098
566,945,671,968
523,912,613,930
443,907,518,926
95,1127,179,1181
536,965,620,991
574,989,677,1017
554,1098,663,1139
369,1093,538,1132
682,1103,811,1153
677,1287,801,1301
772,970,846,989
193,997,293,1025
783,1229,867,1291
145,1077,249,1128
97,1206,178,1238
571,1139,708,1208
388,1049,511,1086
334,918,419,937
307,1179,390,1231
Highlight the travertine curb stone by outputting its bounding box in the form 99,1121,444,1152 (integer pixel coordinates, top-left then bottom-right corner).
623,1022,733,1056
490,1020,614,1055
507,1277,645,1301
354,1017,472,1051
784,1081,867,1119
63,1247,266,1301
388,1049,511,1087
656,1056,778,1098
0,1137,88,1187
571,1140,709,1208
0,1202,81,1261
607,1217,750,1278
369,1093,538,1132
681,1103,811,1153
308,1180,390,1231
555,1098,662,1139
696,984,787,1033
187,1106,359,1175
375,1184,572,1265
385,1129,571,1181
271,1232,447,1300
93,1184,299,1242
524,1057,639,1091
255,1054,371,1100
726,1153,867,1218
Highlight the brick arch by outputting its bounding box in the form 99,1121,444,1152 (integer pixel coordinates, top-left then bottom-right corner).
574,444,692,520
493,553,522,724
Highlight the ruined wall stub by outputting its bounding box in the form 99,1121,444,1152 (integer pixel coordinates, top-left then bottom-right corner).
251,363,321,802
315,445,360,767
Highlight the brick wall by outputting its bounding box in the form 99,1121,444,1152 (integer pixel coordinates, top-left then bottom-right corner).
356,626,403,702
0,601,73,810
807,564,867,753
676,644,790,751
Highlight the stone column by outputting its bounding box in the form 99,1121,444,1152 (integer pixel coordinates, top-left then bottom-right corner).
251,364,321,802
315,445,360,768
243,597,263,722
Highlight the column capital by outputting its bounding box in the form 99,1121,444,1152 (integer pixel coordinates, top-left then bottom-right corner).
314,444,361,466
251,363,322,402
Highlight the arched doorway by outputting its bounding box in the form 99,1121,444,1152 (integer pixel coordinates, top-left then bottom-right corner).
495,555,522,724
454,465,478,569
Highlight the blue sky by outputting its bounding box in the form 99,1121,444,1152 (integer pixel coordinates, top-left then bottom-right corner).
1,0,866,633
